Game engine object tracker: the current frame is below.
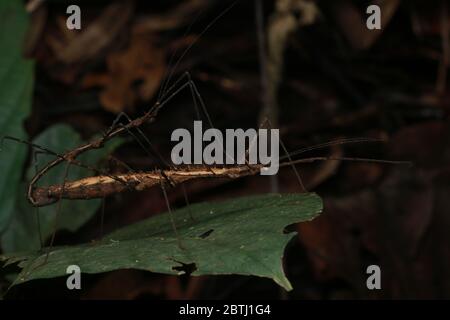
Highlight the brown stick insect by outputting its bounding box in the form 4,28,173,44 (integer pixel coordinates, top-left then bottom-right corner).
1,1,411,265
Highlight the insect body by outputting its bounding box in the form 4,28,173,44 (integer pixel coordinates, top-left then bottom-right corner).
30,165,262,206
29,151,410,207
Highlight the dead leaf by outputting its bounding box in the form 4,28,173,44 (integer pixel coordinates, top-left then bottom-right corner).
133,0,209,34
47,1,134,64
82,34,166,113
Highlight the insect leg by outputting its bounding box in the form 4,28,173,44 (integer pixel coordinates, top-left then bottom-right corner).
24,161,72,276
110,112,169,168
159,170,184,250
99,197,105,239
31,149,45,249
44,161,71,264
179,72,235,164
262,118,307,192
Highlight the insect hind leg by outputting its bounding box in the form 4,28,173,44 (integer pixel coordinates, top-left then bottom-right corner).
158,170,185,250
260,118,307,193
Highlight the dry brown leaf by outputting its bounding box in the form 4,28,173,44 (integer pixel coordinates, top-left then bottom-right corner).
133,0,208,34
47,1,134,64
82,34,165,113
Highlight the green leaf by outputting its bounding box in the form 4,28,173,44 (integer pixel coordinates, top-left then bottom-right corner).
0,0,33,233
1,193,322,290
0,124,123,253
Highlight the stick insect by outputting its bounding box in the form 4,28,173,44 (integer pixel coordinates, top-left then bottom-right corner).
1,1,410,266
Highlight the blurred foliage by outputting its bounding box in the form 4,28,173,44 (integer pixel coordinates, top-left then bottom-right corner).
0,0,34,234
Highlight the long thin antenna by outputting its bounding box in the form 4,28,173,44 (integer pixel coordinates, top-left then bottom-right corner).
159,1,240,102
279,137,386,161
279,156,412,168
158,5,205,101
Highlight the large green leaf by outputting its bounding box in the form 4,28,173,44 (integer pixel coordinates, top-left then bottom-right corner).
1,124,123,253
1,193,322,290
0,0,33,233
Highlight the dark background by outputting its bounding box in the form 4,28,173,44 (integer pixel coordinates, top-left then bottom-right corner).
2,0,450,299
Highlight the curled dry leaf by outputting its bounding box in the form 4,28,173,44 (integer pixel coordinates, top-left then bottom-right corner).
47,1,134,64
82,34,166,113
133,0,209,34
